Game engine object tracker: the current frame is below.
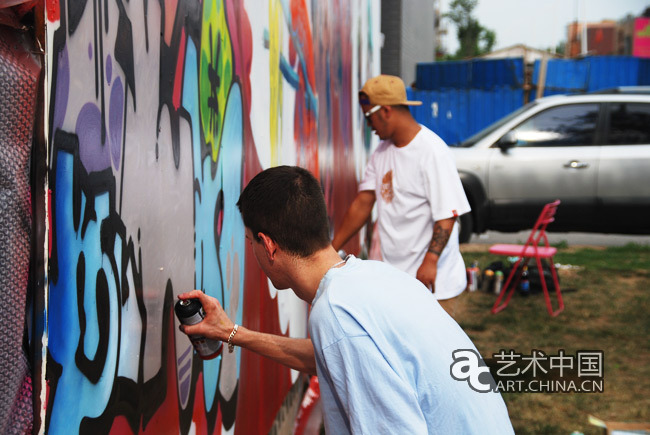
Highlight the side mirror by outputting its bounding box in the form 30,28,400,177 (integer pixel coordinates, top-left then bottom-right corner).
497,131,517,152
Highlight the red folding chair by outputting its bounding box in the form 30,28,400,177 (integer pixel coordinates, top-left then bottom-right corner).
489,200,564,317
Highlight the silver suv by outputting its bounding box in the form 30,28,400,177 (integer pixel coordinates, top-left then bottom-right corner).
450,88,650,243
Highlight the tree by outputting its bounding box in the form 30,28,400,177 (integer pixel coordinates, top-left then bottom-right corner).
444,0,496,59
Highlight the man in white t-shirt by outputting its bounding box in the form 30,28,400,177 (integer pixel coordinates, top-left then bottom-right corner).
332,74,471,315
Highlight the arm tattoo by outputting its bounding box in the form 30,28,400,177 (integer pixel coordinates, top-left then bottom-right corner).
428,225,451,256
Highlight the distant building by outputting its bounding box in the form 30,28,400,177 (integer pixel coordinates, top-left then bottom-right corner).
381,0,436,86
566,21,582,57
618,16,637,55
479,44,559,64
632,17,650,58
588,21,617,55
566,16,650,58
567,20,617,56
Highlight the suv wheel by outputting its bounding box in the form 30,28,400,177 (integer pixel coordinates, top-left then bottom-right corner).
458,212,473,244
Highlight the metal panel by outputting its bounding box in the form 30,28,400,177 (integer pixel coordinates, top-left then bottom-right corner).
586,56,640,91
415,64,432,89
415,61,471,89
533,58,589,93
467,87,523,138
416,58,524,90
471,58,524,89
534,56,650,95
411,87,524,144
381,0,402,77
641,59,650,85
400,0,435,85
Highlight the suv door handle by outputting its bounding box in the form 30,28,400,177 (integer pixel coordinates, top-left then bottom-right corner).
563,160,589,169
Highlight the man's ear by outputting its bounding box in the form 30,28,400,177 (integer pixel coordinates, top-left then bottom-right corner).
379,105,392,120
258,232,277,260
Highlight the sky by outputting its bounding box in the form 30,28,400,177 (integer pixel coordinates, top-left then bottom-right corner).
438,0,649,54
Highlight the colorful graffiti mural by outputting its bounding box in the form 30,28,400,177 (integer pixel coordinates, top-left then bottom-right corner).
37,0,379,433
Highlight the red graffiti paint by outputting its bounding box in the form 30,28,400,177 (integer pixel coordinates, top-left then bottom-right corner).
140,309,181,434
46,0,60,22
290,0,319,178
294,376,321,435
190,372,221,434
172,29,186,111
312,1,360,256
233,127,294,434
163,0,179,46
108,416,134,434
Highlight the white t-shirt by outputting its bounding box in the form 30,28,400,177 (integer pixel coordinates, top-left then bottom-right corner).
358,125,471,299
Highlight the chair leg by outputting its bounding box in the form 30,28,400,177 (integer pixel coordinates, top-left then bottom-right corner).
491,258,527,314
536,256,564,316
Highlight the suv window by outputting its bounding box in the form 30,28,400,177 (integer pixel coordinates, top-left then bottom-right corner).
511,103,600,147
457,102,536,147
606,103,650,145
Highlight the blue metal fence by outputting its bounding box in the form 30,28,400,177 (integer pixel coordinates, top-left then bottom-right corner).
413,56,650,143
532,59,589,94
411,58,525,144
470,58,524,88
416,61,472,89
532,56,650,97
416,58,524,90
407,87,523,145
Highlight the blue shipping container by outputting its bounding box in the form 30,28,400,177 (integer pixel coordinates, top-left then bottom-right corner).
416,58,525,90
532,56,650,96
532,58,589,93
470,58,524,89
416,61,472,89
409,87,522,144
415,56,649,142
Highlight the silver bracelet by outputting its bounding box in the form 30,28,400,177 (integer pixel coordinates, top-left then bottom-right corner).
228,324,239,353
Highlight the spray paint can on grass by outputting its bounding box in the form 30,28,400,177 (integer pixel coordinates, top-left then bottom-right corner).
175,298,223,359
494,270,504,295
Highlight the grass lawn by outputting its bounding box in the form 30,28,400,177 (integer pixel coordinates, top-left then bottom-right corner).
457,243,650,435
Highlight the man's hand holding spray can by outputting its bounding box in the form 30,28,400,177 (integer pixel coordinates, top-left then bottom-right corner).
175,298,223,359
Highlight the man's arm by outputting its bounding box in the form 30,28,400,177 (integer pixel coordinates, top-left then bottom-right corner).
416,217,455,292
331,190,376,251
178,290,317,375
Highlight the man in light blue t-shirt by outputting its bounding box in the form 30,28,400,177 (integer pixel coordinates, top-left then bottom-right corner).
179,166,513,434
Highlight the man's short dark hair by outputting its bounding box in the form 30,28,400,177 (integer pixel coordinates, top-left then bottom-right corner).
237,166,331,257
394,104,412,113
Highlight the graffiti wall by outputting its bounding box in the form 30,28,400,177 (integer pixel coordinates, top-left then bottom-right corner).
39,0,379,433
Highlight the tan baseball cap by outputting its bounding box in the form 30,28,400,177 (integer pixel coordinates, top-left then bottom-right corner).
359,75,422,106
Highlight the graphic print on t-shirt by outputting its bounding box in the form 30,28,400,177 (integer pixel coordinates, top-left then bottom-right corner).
381,170,394,203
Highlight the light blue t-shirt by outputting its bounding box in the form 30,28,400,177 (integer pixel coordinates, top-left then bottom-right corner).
309,256,514,434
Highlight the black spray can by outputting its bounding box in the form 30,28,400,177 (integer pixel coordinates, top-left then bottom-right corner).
174,298,222,360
